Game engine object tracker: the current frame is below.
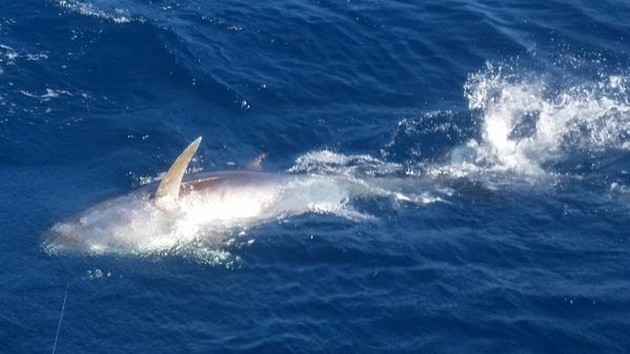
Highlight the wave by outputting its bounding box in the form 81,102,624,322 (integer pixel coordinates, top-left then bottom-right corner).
56,0,136,24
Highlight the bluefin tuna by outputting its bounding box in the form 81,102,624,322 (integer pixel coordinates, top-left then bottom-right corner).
43,137,374,255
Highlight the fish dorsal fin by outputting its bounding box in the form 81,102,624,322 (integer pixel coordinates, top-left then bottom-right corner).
247,152,267,171
154,137,202,201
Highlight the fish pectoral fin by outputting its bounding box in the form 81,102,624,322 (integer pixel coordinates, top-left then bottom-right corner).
154,136,202,201
247,152,267,171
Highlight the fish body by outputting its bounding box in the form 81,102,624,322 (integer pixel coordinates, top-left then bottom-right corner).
43,138,356,254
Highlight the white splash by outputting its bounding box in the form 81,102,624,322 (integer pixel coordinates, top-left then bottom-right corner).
0,44,18,61
0,43,48,71
288,150,444,206
289,150,405,177
432,61,630,178
20,88,74,101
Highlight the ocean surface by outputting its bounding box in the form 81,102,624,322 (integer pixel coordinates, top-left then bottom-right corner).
1,0,629,352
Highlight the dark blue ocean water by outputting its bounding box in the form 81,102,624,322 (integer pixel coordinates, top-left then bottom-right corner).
1,0,630,352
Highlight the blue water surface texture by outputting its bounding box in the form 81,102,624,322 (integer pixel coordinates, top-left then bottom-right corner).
1,0,629,353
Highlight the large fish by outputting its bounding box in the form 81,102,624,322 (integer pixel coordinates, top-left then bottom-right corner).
43,137,374,255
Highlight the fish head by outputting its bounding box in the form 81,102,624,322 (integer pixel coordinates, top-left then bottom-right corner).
43,136,213,256
43,192,179,255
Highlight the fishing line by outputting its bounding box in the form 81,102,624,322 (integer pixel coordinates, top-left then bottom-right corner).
52,282,69,354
